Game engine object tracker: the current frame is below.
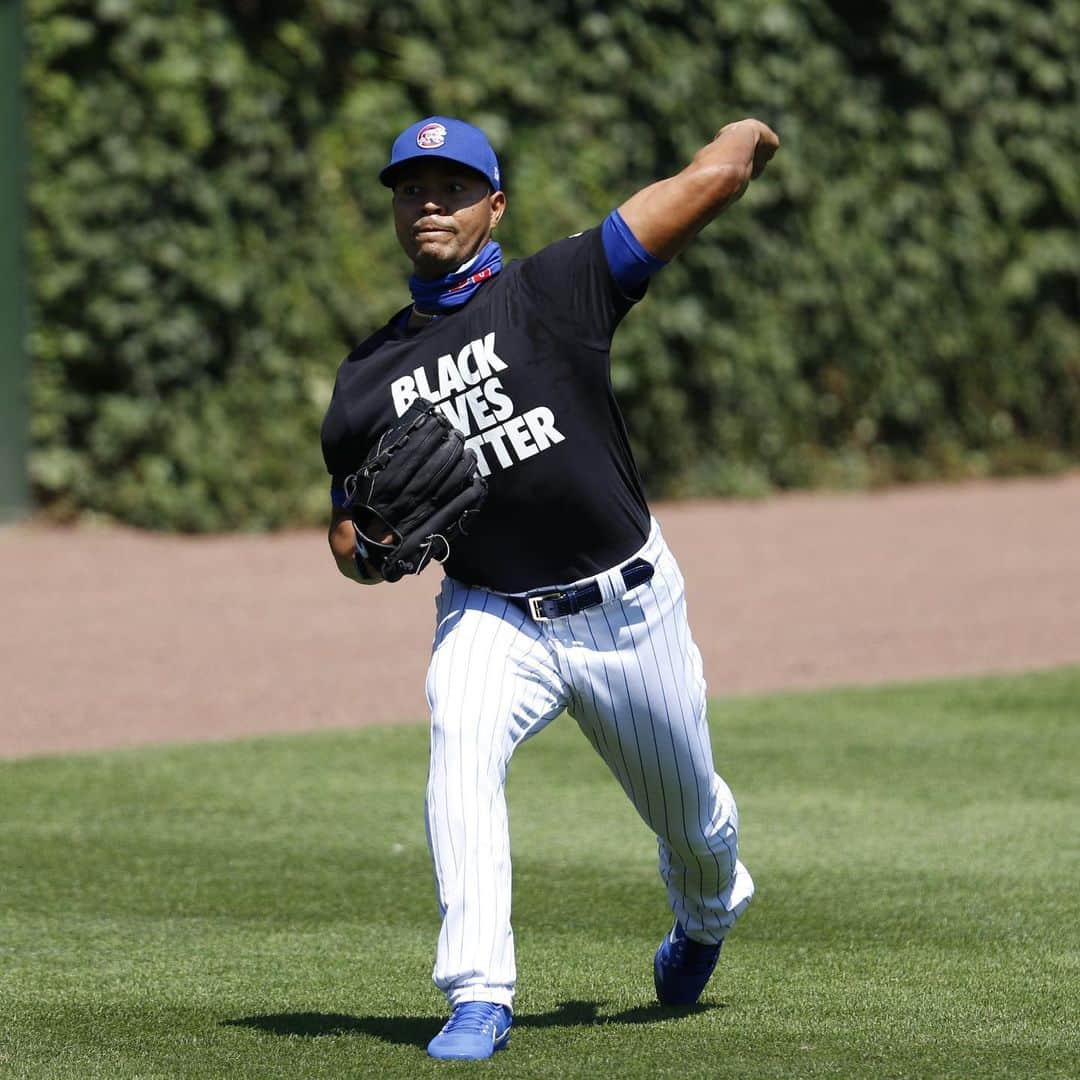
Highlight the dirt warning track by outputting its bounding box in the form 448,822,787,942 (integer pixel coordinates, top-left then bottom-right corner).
3,474,1078,759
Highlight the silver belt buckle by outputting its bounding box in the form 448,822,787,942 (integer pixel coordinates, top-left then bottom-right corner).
528,594,550,621
528,590,568,621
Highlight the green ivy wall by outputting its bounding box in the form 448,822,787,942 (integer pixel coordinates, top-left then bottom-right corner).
26,0,1080,529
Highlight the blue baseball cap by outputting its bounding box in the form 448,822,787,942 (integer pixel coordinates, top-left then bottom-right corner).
379,116,501,191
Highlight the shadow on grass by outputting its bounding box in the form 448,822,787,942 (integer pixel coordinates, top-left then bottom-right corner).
224,998,723,1047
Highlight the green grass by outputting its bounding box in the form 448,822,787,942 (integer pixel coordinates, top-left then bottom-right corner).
1,668,1078,1079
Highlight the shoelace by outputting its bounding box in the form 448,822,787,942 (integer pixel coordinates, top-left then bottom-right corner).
444,1003,503,1034
669,934,721,973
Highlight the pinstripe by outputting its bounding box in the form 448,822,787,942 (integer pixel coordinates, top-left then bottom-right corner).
432,581,476,984
474,592,518,989
569,660,623,788
601,601,668,840
427,577,569,1004
480,605,513,989
651,550,733,904
630,586,697,914
436,580,463,970
433,579,462,894
459,589,487,976
580,606,639,804
482,746,500,982
567,644,630,796
649,545,714,924
478,592,505,986
487,598,519,759
480,594,540,983
570,685,608,765
664,550,741,934
630,557,704,911
643,557,712,902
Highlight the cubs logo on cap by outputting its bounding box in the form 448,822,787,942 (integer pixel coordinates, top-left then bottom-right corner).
416,122,448,149
380,116,502,192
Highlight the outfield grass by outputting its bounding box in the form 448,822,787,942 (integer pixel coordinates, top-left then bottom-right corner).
1,668,1078,1079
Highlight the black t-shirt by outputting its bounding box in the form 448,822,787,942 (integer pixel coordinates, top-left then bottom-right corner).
321,226,651,592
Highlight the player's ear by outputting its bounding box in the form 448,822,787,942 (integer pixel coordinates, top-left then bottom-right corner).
489,190,506,230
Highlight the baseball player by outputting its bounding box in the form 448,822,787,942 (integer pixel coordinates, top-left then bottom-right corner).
322,114,779,1061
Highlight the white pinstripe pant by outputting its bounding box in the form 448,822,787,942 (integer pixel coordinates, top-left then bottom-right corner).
424,518,754,1008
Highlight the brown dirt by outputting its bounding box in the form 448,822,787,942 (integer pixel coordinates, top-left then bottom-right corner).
3,473,1078,759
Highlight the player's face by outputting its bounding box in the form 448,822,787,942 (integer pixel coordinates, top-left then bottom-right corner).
392,161,506,279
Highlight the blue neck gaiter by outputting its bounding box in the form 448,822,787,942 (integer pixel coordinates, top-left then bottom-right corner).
409,240,502,314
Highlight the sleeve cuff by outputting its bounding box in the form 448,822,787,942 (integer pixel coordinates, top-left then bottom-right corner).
601,209,667,294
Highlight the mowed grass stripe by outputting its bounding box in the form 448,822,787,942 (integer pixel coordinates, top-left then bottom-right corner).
1,667,1077,1079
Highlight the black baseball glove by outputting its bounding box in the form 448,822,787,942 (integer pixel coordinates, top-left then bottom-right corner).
342,399,487,583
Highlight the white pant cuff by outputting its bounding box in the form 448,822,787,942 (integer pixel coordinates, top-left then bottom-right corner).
448,987,514,1010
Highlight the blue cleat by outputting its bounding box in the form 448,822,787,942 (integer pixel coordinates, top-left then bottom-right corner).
427,1001,513,1060
653,922,723,1006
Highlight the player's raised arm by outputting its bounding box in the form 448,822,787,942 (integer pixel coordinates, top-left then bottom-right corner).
618,119,779,261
